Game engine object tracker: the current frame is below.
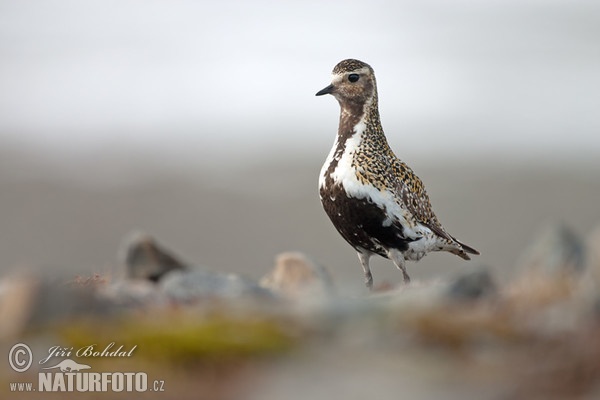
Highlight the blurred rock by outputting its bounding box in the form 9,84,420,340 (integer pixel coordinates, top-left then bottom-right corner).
119,231,188,282
260,252,334,298
98,280,167,307
161,270,274,303
33,276,114,324
0,272,114,338
446,269,496,301
516,222,586,276
0,274,38,339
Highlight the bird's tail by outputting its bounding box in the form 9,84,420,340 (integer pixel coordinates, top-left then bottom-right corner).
457,240,480,256
424,221,480,260
449,237,480,260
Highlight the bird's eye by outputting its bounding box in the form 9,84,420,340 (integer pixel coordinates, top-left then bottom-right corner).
348,74,360,83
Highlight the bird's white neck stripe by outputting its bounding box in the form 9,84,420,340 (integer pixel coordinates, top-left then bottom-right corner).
319,119,366,189
330,119,366,183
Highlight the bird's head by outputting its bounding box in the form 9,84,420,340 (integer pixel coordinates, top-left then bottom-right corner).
315,59,377,109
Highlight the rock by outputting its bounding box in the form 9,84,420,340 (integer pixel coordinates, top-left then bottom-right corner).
160,270,274,303
117,231,277,304
260,252,334,298
31,276,114,325
98,280,167,307
0,272,114,338
516,222,586,276
0,274,38,339
446,269,496,301
118,231,188,282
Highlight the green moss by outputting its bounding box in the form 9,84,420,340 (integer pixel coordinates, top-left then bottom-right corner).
59,313,296,364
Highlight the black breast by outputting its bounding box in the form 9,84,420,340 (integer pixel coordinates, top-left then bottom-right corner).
320,183,412,257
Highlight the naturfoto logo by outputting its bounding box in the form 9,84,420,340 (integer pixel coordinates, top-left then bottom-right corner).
8,343,165,393
42,359,91,372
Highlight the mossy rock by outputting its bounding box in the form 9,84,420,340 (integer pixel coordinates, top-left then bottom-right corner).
59,313,297,365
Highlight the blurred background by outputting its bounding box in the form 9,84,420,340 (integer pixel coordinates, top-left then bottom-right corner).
1,0,599,293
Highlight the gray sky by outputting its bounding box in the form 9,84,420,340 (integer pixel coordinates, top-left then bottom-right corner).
1,0,599,168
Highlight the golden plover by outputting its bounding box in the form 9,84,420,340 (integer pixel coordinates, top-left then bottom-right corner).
316,59,479,289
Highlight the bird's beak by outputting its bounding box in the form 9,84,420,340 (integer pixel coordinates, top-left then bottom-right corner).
315,84,335,96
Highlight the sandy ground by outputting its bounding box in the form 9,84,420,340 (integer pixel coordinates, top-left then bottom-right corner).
2,148,599,294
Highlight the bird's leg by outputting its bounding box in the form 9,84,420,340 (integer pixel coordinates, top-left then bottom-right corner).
357,252,373,290
388,249,411,283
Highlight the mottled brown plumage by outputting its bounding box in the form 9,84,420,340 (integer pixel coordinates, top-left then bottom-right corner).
316,59,479,289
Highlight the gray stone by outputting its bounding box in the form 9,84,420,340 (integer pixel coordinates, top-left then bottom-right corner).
118,231,188,282
446,269,496,301
160,270,274,303
98,280,167,307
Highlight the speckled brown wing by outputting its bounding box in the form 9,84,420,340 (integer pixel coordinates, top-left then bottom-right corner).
390,159,454,242
390,159,480,257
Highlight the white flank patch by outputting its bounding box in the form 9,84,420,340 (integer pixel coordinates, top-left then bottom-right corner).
405,225,439,260
327,119,431,242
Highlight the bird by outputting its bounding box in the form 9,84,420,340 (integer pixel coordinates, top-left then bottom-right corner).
316,59,479,289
